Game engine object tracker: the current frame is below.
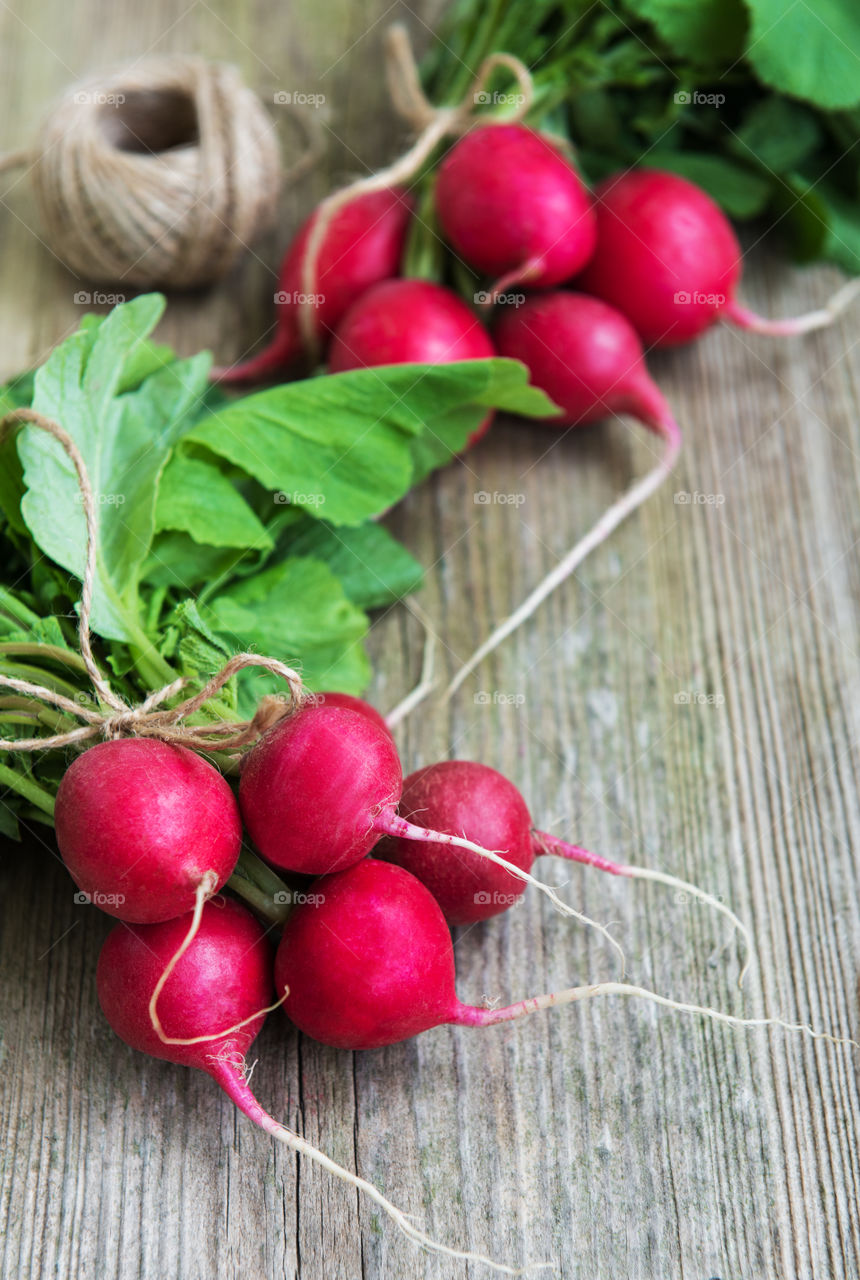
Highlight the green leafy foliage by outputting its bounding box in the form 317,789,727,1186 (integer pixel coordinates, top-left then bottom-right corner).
286,520,424,609
207,558,372,703
422,0,860,276
16,296,210,641
0,297,556,830
729,97,822,176
155,455,273,551
624,0,747,63
743,0,860,110
187,359,555,525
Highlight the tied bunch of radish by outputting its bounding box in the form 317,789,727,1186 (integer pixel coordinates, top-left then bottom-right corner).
215,25,859,698
56,682,851,1268
4,397,848,1270
16,29,860,1273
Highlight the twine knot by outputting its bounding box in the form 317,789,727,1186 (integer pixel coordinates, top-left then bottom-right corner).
101,708,140,740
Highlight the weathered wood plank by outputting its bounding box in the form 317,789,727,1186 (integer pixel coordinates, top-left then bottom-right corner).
1,1,860,1277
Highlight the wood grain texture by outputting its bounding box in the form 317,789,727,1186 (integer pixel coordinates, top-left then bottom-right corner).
1,2,860,1278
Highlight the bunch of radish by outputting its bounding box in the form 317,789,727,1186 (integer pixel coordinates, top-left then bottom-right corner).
215,120,856,696
56,690,788,1267
177,112,860,1264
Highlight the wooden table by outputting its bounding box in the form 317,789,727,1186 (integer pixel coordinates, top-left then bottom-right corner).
2,2,859,1277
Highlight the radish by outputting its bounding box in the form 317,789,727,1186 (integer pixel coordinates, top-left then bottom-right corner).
312,690,392,737
442,291,681,698
239,701,620,948
579,169,860,346
213,188,413,384
275,859,838,1052
55,738,242,923
376,760,749,974
97,895,511,1271
97,896,275,1067
328,278,495,446
435,123,597,298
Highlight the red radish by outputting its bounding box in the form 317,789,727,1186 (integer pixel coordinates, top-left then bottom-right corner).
55,738,241,923
213,189,413,384
377,761,533,924
239,702,615,941
328,279,496,446
98,895,505,1270
579,169,860,345
376,760,750,974
238,702,402,876
435,124,596,298
97,896,274,1068
494,291,676,430
276,859,828,1051
311,690,392,737
442,292,681,699
329,280,494,370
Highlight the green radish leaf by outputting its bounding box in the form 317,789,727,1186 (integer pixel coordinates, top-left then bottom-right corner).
117,338,177,393
624,0,747,62
75,312,175,394
743,0,860,109
772,173,860,272
189,359,557,526
815,183,860,274
0,371,36,535
769,174,831,262
643,152,771,217
0,370,35,413
142,532,253,592
171,599,238,709
730,96,821,175
207,556,371,698
156,455,273,550
0,588,74,649
466,359,559,416
16,296,210,641
408,404,486,484
187,381,232,422
285,519,423,609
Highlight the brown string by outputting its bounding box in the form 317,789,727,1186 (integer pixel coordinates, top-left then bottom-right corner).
0,150,31,177
0,55,320,290
297,23,534,356
0,410,305,754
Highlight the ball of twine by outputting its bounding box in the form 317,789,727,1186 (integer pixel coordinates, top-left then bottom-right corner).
4,56,290,289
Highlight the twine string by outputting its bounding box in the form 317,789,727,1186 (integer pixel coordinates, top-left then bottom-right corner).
0,55,316,290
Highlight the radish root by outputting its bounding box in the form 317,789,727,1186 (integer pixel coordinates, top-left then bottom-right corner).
377,811,626,971
532,830,753,986
149,876,287,1046
209,1055,551,1275
443,414,682,701
722,277,860,337
458,980,860,1050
